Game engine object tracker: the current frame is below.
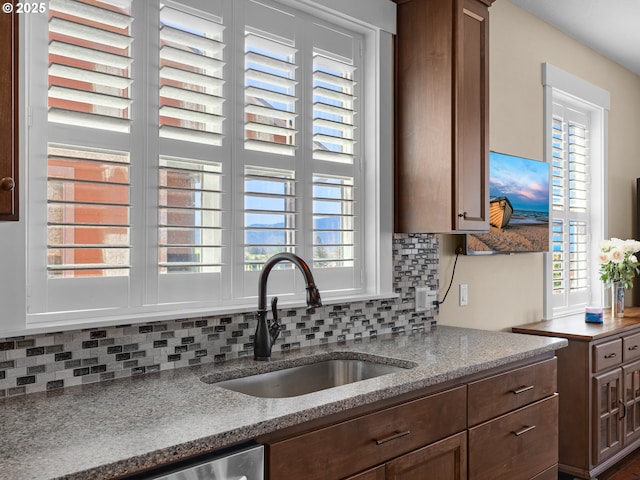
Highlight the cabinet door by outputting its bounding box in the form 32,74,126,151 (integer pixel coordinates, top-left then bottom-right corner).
385,431,467,480
0,3,18,220
593,368,623,464
468,395,557,480
394,0,455,233
394,0,492,233
622,359,640,445
455,0,489,231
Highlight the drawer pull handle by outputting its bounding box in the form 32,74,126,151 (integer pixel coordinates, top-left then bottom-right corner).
512,385,534,395
620,399,627,420
630,345,639,351
604,353,617,359
374,430,411,445
513,425,536,437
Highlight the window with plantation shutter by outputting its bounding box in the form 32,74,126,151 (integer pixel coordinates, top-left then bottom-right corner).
159,4,225,146
25,0,390,328
313,53,356,164
244,32,297,155
48,0,133,132
25,0,136,316
244,166,296,270
154,1,228,307
548,104,591,313
313,175,355,269
310,24,361,290
158,157,222,274
47,144,131,278
543,63,608,319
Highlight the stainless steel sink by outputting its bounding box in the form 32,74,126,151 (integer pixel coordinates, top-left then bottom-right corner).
207,359,410,398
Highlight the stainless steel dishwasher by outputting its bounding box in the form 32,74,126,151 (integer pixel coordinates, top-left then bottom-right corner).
131,442,264,480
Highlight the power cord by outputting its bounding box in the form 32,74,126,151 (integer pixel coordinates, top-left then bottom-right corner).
434,246,462,307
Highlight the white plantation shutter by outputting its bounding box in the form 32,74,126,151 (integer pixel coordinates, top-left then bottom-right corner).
158,157,223,274
310,24,361,291
313,54,356,164
48,0,133,132
155,1,228,305
244,166,297,270
27,0,374,324
313,175,355,268
25,0,135,316
244,32,298,155
47,144,131,278
47,0,134,274
237,0,301,300
159,4,226,146
549,102,591,314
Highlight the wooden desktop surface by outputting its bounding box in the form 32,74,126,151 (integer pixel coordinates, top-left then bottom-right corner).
512,307,640,341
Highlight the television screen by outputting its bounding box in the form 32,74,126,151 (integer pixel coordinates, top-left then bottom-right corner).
465,151,550,254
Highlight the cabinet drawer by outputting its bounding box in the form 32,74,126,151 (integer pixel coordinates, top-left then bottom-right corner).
623,333,640,362
468,394,558,480
265,386,467,480
468,357,556,426
593,339,622,372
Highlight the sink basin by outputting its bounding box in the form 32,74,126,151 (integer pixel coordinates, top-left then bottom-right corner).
207,359,410,398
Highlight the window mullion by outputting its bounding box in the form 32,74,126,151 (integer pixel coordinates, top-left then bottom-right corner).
133,0,156,308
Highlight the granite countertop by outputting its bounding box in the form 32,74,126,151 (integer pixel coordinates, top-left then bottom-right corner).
0,326,566,480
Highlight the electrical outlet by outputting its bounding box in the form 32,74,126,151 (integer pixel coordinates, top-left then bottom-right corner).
459,284,468,306
416,287,438,312
415,287,428,312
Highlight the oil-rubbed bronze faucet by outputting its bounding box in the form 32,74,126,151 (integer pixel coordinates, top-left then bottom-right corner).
254,253,322,361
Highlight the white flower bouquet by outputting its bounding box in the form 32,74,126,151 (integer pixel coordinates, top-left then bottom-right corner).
598,238,640,290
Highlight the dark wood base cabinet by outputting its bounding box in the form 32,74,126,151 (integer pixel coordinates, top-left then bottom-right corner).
259,356,558,479
513,308,640,479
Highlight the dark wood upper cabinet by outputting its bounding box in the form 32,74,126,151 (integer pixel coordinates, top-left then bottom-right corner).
0,4,18,221
394,0,492,233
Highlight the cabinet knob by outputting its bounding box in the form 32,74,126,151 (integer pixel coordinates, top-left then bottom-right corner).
458,212,465,218
0,177,15,191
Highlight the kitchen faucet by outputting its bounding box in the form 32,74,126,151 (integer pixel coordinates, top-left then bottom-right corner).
254,253,322,361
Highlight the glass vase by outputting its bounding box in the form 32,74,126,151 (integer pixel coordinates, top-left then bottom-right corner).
612,282,625,318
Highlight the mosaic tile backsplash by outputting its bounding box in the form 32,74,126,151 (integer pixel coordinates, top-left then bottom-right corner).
0,234,438,397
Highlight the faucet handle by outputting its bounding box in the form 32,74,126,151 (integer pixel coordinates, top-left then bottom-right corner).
269,296,282,342
271,296,279,326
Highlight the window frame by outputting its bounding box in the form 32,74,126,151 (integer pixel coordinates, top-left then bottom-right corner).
542,62,609,319
15,0,394,333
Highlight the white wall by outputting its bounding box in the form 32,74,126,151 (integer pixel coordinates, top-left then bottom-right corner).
439,0,640,331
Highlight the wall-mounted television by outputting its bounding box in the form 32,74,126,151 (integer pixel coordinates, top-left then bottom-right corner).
465,151,550,255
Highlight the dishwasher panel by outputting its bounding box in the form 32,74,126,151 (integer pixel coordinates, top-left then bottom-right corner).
141,443,264,480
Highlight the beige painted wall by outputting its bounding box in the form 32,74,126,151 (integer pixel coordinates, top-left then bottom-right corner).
438,0,640,331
